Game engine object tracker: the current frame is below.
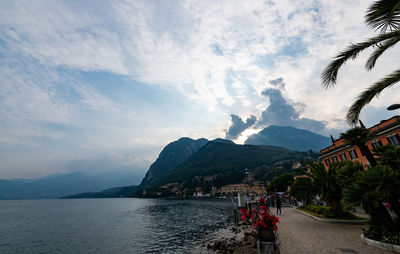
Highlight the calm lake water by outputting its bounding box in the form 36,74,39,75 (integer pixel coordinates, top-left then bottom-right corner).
0,198,233,254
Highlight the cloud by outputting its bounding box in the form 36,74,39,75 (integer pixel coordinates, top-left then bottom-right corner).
0,45,114,145
1,0,393,121
0,0,373,113
226,77,329,138
2,0,400,178
257,82,327,134
225,114,257,140
269,77,285,89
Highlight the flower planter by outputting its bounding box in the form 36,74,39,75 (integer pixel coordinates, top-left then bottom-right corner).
258,228,275,242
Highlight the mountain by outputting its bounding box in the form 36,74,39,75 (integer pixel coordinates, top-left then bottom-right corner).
150,140,305,187
140,137,208,187
0,171,143,200
245,125,331,152
62,137,315,199
60,185,137,199
211,138,236,145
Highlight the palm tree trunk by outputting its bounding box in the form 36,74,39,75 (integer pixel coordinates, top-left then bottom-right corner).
358,144,377,167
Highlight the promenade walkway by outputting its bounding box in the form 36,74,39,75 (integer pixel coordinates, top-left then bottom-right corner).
277,207,391,254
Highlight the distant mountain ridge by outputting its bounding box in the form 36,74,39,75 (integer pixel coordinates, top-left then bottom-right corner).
245,125,331,152
61,185,137,199
0,171,143,200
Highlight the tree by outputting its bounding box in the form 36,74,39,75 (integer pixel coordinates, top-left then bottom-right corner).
374,144,400,170
289,177,316,207
343,165,400,235
339,126,377,167
267,173,294,193
373,144,400,219
336,160,364,188
309,162,344,214
321,0,400,125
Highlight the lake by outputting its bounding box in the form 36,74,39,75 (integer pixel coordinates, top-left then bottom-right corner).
0,198,233,254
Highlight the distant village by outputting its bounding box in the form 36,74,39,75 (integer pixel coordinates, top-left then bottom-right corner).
144,161,305,198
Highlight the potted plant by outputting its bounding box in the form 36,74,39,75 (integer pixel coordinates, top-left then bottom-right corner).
240,197,280,242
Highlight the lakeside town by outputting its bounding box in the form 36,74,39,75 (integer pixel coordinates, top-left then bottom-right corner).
156,162,301,198
151,115,400,254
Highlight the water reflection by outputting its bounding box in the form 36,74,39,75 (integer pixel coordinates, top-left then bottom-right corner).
0,198,232,254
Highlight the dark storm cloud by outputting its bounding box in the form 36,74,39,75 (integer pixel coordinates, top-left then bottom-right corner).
257,86,326,133
225,78,328,139
269,77,284,88
225,114,257,140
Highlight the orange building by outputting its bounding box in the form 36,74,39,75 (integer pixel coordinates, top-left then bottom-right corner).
319,116,400,169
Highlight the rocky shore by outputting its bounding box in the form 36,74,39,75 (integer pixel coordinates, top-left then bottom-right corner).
192,225,257,254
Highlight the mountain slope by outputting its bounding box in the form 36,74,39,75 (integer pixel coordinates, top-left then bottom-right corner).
245,125,331,151
140,137,208,187
152,141,303,186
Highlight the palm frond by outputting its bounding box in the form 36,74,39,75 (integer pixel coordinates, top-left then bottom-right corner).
346,69,400,125
366,35,400,70
339,126,371,145
365,0,400,32
321,31,400,88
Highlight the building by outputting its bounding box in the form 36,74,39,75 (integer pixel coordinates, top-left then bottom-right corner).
319,116,400,169
219,183,250,194
218,183,266,195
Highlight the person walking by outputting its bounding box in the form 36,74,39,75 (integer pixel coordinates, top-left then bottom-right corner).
276,195,282,215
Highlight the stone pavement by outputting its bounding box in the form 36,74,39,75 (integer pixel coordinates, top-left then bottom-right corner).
276,207,392,254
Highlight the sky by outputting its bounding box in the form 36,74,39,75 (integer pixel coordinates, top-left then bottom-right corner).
1,0,399,179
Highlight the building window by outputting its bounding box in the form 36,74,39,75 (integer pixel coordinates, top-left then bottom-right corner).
387,134,400,146
349,149,358,160
339,152,347,161
332,156,338,163
371,139,383,149
324,158,330,167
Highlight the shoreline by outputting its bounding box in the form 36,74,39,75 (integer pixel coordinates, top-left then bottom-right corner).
192,225,257,254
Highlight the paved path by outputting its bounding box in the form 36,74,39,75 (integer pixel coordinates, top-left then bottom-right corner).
276,207,392,254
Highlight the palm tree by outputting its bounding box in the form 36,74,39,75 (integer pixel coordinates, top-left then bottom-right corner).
372,144,400,218
321,0,400,125
374,144,400,170
309,162,344,214
336,160,364,188
343,165,400,234
339,126,377,167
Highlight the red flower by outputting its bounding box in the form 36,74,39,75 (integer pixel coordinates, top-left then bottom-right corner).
240,200,280,232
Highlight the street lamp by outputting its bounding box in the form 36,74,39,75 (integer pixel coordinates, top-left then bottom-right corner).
387,104,400,110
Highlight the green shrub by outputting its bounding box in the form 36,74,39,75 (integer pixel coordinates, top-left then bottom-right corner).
305,204,330,216
382,233,400,245
363,225,382,240
364,224,400,245
305,204,355,218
